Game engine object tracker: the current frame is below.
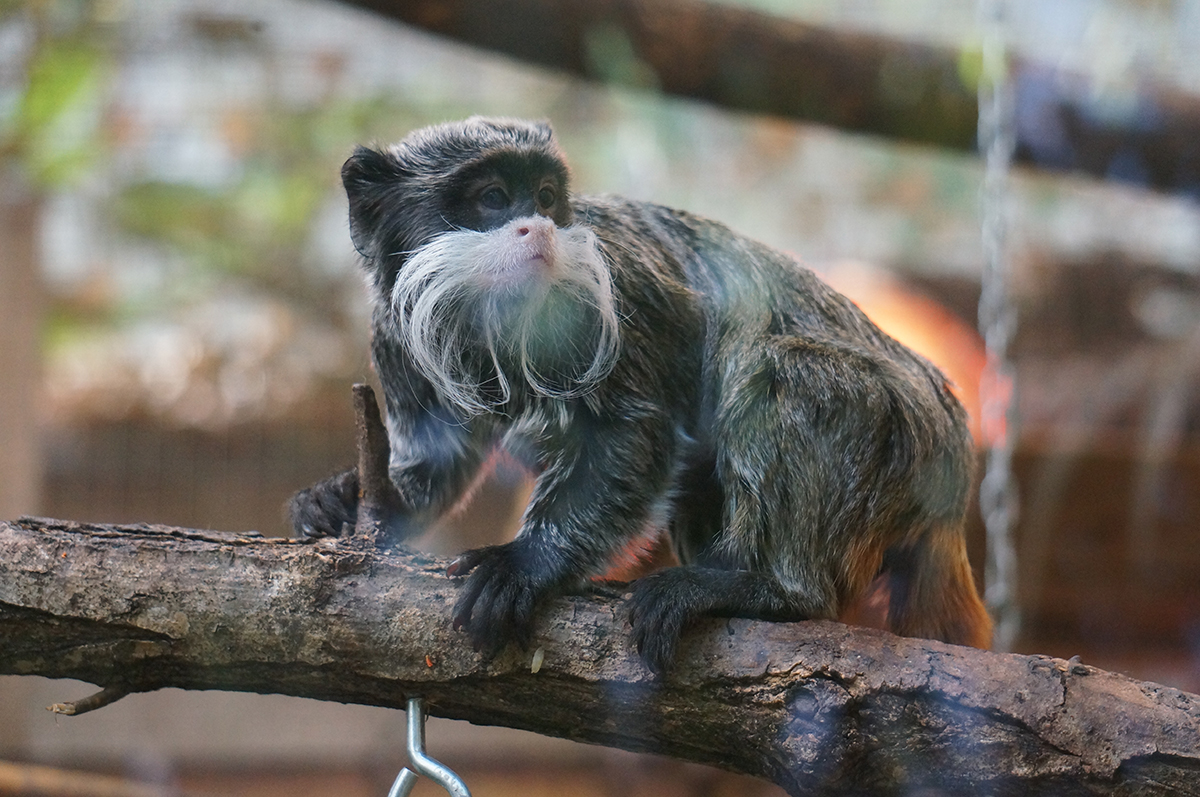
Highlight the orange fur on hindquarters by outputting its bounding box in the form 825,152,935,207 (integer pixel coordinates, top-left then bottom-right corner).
885,528,993,649
838,525,991,649
839,573,892,632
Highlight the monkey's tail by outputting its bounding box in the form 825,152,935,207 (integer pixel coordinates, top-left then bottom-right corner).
884,525,993,649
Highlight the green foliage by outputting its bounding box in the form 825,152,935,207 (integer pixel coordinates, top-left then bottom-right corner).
9,37,109,185
112,161,327,281
114,182,241,270
105,95,425,311
956,37,987,93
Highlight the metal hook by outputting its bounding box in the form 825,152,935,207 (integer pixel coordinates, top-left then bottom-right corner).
386,696,472,797
386,767,419,797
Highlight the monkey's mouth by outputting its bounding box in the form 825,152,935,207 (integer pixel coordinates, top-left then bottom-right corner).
484,256,554,294
516,240,556,273
482,253,557,295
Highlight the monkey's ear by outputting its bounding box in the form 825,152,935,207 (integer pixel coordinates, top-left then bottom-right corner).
342,146,407,256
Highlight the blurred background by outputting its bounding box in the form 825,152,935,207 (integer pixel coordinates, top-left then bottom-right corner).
2,0,1199,794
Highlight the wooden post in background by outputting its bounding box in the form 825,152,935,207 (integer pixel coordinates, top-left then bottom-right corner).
0,181,43,533
0,180,44,759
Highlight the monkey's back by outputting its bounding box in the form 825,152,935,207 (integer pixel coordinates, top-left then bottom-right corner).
578,194,975,602
577,194,968,433
579,195,948,369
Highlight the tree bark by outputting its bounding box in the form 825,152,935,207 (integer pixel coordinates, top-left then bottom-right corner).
338,0,1200,198
2,516,1198,795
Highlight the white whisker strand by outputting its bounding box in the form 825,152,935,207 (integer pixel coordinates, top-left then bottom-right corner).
484,318,514,409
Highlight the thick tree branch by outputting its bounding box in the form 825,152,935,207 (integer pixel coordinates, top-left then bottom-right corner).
1,515,1198,795
339,0,1200,197
3,388,1196,794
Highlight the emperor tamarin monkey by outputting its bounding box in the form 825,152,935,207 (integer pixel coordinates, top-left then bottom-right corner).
289,117,993,672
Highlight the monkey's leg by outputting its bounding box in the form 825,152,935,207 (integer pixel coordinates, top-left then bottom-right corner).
632,336,974,671
748,337,982,645
628,446,838,673
449,409,676,655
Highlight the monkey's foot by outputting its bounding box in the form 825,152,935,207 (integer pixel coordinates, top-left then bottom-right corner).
627,567,717,674
628,566,811,674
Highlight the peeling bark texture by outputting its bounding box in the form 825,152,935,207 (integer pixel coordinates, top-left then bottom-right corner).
1,517,1198,795
339,0,1200,198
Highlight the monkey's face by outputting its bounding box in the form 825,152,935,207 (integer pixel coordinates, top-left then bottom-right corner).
343,118,619,414
342,118,572,272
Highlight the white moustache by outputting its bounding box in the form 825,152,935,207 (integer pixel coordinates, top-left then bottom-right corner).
390,217,621,414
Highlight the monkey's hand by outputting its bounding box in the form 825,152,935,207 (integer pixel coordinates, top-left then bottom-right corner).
288,468,425,543
288,468,359,539
447,540,565,656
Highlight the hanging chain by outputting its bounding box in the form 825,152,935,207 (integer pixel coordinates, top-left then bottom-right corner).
977,0,1021,651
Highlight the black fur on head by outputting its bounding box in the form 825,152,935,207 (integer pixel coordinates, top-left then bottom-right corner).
342,117,574,295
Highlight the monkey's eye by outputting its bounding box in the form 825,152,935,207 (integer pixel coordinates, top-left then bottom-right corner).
536,185,557,209
479,186,509,210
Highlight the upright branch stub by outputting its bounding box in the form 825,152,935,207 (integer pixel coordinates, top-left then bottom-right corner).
352,383,402,542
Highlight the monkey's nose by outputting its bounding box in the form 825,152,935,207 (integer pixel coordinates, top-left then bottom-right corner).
517,219,551,237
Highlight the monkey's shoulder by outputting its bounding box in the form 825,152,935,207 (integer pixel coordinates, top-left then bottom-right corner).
574,194,739,248
572,195,947,383
574,194,818,278
574,194,842,317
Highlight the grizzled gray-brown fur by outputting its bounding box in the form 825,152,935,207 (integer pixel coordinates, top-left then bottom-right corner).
288,117,992,673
